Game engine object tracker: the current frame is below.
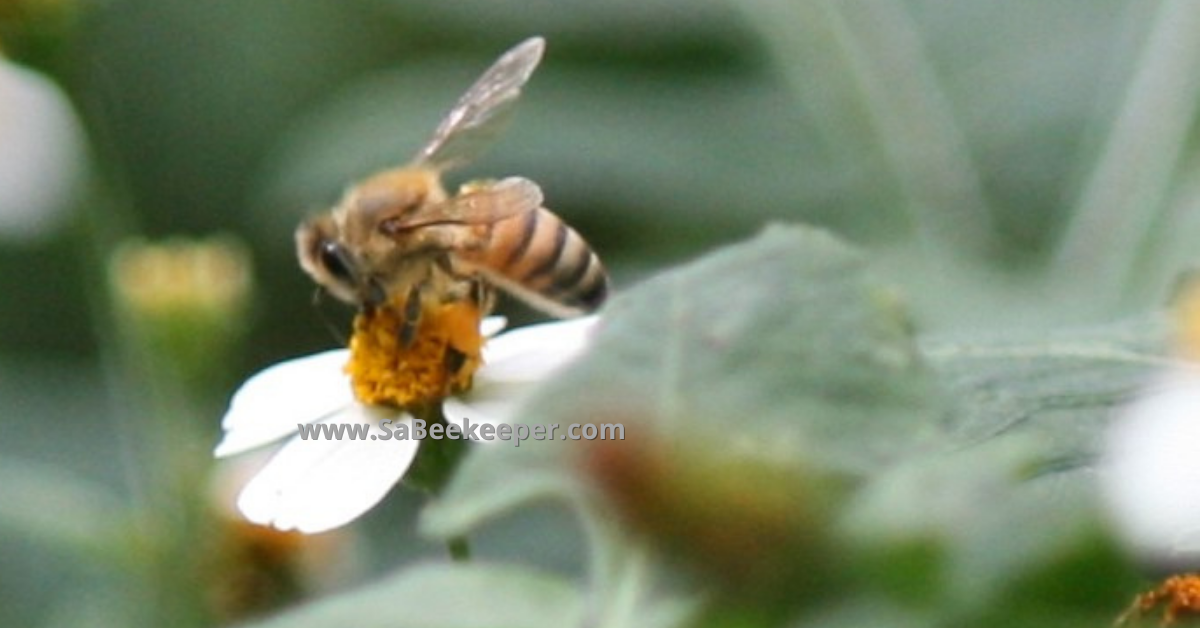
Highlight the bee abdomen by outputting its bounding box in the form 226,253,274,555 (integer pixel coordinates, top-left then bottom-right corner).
465,208,608,316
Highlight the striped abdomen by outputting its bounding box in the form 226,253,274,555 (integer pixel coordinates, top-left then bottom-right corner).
457,207,608,317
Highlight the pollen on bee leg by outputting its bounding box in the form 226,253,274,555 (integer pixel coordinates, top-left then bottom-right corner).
345,296,485,408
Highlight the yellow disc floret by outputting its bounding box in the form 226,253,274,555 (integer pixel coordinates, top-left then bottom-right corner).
345,296,484,408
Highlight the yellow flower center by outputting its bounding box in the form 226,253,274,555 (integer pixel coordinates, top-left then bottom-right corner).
345,296,484,408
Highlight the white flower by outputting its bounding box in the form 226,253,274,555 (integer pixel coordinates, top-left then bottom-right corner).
0,58,86,240
442,315,598,431
1102,368,1200,562
214,315,599,534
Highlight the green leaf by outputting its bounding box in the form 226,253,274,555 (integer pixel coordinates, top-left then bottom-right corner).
426,225,1162,625
539,223,940,465
842,319,1161,618
843,436,1132,611
922,317,1168,477
244,563,583,628
424,224,943,539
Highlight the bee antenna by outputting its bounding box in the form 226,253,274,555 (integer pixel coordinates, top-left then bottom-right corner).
311,287,349,345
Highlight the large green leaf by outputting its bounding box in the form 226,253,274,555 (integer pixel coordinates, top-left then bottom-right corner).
923,317,1168,475
245,563,582,628
423,223,943,539
422,223,1161,626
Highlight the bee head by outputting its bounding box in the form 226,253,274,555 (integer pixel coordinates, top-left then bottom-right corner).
296,216,386,309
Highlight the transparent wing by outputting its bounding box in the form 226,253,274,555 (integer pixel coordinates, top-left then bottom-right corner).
413,37,545,171
389,177,543,229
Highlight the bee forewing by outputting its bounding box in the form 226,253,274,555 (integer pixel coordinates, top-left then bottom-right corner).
398,177,543,228
414,37,545,171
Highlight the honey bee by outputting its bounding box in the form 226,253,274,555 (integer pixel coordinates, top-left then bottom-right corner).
296,37,608,343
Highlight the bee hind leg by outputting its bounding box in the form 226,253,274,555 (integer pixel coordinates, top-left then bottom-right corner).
400,285,423,348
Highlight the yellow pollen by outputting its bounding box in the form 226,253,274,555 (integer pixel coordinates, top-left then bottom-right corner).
345,296,484,408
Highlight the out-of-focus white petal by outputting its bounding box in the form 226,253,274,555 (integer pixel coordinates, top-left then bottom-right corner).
481,315,599,382
480,316,508,338
0,59,86,240
443,386,527,434
1103,369,1200,561
443,316,599,440
214,350,352,457
236,406,417,534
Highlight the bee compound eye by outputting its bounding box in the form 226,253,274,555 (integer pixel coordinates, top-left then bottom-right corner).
319,241,355,284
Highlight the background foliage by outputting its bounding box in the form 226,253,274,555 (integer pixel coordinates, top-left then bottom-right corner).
3,0,1200,626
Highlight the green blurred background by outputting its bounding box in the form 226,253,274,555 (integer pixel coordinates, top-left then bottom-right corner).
2,0,1199,625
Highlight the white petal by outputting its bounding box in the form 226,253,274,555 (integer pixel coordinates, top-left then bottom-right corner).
236,406,419,533
0,59,86,240
214,350,353,457
1103,369,1200,560
480,316,508,338
443,390,525,435
481,315,599,382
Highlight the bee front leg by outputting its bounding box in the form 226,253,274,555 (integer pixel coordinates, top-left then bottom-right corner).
400,284,423,348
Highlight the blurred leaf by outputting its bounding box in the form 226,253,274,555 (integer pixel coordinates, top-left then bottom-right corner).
424,224,1162,625
1050,1,1200,308
0,457,123,556
843,437,1133,615
244,562,582,628
783,596,929,628
530,223,942,469
368,0,741,49
735,0,997,259
838,319,1164,620
922,317,1168,476
424,223,942,539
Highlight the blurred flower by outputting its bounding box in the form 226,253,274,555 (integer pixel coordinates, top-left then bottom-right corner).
109,235,253,321
205,456,359,622
0,55,85,240
580,427,848,611
1103,368,1200,564
1103,280,1200,566
214,315,598,533
108,236,253,394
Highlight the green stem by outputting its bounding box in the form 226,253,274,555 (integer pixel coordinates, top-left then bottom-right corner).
409,405,474,562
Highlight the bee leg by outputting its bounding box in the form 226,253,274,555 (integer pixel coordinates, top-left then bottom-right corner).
400,285,423,348
470,278,485,305
469,277,495,313
444,347,468,375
